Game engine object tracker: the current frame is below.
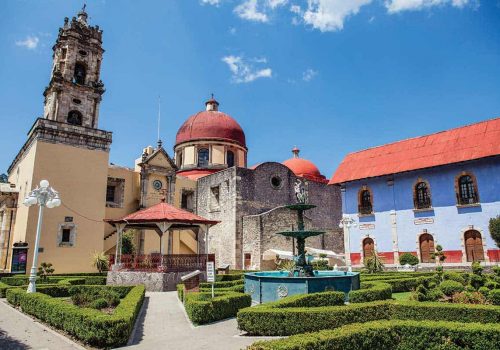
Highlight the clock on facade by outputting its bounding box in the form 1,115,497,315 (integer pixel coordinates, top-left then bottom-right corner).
152,180,163,191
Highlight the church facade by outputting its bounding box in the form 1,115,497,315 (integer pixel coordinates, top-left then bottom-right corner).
0,8,342,273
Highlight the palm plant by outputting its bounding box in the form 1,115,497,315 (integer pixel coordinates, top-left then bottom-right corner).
364,251,384,273
91,251,109,273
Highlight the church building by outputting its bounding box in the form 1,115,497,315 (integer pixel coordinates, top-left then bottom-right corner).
0,8,342,274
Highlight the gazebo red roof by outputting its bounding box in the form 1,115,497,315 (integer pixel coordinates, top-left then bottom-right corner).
105,201,219,225
330,117,500,184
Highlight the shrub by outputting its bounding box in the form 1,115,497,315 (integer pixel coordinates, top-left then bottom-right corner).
349,281,392,303
471,261,483,275
451,291,488,305
364,252,384,273
184,291,251,325
489,215,500,248
38,262,55,281
443,271,465,285
485,281,498,290
493,265,500,277
312,259,330,270
439,280,464,296
215,273,244,282
469,274,485,290
199,279,243,289
399,253,419,266
71,288,120,309
248,320,500,350
6,285,145,348
272,292,345,308
91,251,109,273
489,289,500,306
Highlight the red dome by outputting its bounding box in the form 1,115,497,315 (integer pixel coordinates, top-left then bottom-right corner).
175,103,246,147
283,148,327,183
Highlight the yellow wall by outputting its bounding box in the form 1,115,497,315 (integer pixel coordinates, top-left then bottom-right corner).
9,140,109,273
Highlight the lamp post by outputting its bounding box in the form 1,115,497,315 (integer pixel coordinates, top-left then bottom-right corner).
24,180,61,293
339,215,357,268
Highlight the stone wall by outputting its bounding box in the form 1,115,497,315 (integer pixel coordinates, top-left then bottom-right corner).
107,270,207,292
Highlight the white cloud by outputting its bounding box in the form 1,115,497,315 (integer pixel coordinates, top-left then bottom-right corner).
385,0,476,13
234,0,269,22
222,55,272,83
302,68,318,81
302,0,372,32
15,35,39,50
267,0,288,9
201,0,221,5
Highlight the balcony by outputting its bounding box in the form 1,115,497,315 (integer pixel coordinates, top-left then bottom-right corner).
109,253,215,272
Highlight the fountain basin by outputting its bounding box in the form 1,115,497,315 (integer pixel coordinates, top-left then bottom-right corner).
244,270,360,304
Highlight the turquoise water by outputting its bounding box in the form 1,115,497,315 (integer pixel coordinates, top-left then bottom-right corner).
247,270,358,278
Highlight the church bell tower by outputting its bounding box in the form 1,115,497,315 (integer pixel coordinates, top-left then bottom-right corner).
43,5,105,128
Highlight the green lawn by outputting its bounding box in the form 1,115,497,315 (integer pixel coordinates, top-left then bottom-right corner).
392,292,412,301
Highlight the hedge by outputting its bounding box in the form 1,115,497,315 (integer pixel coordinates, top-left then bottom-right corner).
237,300,500,336
248,319,500,350
6,284,144,348
0,276,107,297
348,281,392,303
216,273,244,282
1,275,107,287
184,291,251,325
360,272,436,282
199,279,244,289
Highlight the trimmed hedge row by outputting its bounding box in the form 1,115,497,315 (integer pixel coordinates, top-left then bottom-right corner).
215,273,244,282
248,319,500,350
1,275,107,287
6,284,144,348
270,292,345,308
0,276,107,297
237,300,500,336
199,279,244,289
348,281,392,303
360,272,436,282
184,291,251,325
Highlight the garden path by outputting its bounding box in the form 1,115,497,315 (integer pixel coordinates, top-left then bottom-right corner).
124,291,273,350
0,299,85,350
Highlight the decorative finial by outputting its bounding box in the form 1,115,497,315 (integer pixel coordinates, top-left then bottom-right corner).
292,146,300,158
77,3,88,25
205,94,219,111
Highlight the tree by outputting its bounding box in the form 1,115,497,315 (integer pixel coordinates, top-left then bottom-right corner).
38,262,54,281
121,229,136,255
431,245,446,266
91,251,109,273
489,216,500,248
399,252,419,266
364,251,384,273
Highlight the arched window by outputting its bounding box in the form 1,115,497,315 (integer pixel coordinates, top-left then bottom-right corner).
414,181,431,209
358,187,373,215
67,110,82,126
176,151,183,167
457,174,478,205
73,63,86,85
197,148,209,167
227,150,235,168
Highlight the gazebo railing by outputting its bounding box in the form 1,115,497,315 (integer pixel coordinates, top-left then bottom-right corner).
109,253,215,272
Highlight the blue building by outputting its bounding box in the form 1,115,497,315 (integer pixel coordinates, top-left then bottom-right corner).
331,118,500,267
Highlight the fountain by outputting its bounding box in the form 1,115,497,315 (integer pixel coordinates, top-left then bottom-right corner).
244,179,360,304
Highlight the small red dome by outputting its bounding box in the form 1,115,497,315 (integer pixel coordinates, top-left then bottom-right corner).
175,98,246,147
283,148,327,183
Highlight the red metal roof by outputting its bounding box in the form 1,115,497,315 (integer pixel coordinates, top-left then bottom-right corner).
330,117,500,184
175,110,246,147
283,158,328,183
105,202,219,225
177,169,219,180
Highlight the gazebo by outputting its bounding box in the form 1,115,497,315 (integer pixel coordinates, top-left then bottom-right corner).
104,201,219,291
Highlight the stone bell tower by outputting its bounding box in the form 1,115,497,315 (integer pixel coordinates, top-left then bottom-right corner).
43,5,105,128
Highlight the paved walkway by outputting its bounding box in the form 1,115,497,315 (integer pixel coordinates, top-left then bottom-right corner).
125,292,274,350
0,300,84,350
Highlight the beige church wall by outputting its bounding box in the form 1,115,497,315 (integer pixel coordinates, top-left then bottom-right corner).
237,150,245,167
173,175,197,208
16,141,109,273
143,173,169,208
104,166,140,240
147,152,171,168
211,145,225,165
142,229,161,254
184,146,195,165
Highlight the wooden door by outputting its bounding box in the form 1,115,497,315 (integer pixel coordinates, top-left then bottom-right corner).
244,253,252,270
419,233,435,263
464,230,484,262
362,238,375,258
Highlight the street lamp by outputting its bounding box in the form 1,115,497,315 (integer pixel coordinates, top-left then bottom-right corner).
339,215,357,268
24,180,61,293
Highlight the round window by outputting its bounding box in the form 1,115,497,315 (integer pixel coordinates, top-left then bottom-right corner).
152,180,163,191
270,176,282,189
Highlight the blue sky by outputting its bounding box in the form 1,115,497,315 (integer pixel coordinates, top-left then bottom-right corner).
1,0,500,178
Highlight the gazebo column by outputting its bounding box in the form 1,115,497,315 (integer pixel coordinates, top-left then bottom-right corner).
156,222,172,266
113,223,127,270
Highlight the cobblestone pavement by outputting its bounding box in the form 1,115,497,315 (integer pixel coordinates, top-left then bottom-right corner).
124,292,275,350
0,300,84,350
